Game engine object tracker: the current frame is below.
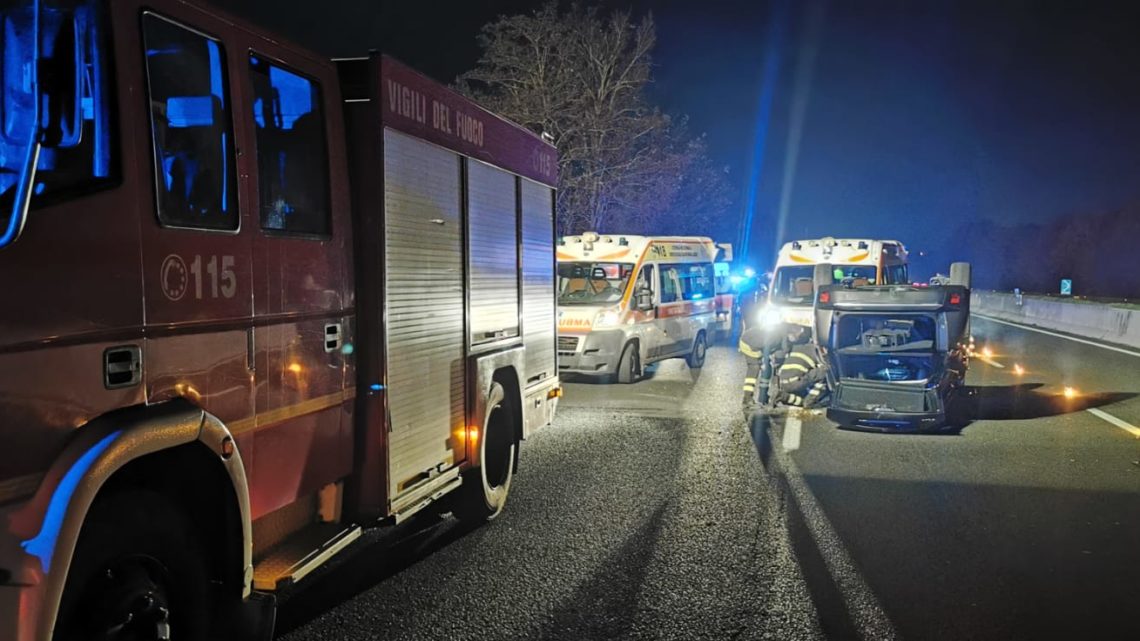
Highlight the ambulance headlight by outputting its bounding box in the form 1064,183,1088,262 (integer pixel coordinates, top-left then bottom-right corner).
757,306,783,327
593,310,621,328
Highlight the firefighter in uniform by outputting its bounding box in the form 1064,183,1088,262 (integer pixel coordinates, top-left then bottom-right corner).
739,318,810,409
774,342,830,408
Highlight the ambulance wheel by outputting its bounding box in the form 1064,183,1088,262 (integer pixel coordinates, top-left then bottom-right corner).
454,381,516,524
617,341,640,384
686,331,708,369
55,490,211,641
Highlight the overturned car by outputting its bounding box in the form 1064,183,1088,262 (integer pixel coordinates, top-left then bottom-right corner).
812,262,972,431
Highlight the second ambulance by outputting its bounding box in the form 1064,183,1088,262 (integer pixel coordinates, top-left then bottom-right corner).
763,237,910,327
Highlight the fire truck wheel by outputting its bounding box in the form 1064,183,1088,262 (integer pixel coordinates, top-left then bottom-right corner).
454,381,516,524
686,331,708,369
55,489,210,641
617,341,640,384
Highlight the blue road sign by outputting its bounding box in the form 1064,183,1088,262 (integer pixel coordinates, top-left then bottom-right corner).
1060,279,1072,296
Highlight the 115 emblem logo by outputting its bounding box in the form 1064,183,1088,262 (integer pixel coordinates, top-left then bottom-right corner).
161,254,236,301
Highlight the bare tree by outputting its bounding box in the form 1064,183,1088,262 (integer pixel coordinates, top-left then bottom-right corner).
460,2,732,237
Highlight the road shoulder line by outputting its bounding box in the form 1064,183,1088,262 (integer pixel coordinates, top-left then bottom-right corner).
754,415,899,641
1087,408,1140,438
973,313,1140,358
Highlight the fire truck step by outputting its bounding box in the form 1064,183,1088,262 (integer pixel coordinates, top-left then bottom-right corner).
252,522,362,591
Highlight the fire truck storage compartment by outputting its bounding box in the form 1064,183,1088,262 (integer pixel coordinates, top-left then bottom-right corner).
467,159,521,346
520,178,557,435
382,128,465,504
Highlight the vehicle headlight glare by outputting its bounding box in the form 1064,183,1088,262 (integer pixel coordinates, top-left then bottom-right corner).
593,310,621,328
757,306,783,327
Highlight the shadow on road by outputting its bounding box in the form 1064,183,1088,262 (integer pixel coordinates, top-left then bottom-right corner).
749,410,1140,640
947,383,1137,430
533,503,669,639
273,512,482,637
789,473,1140,640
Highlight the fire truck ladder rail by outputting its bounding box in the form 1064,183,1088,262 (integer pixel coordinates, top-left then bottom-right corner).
251,523,363,591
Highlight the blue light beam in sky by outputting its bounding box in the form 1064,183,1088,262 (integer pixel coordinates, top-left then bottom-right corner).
738,0,788,266
773,1,827,253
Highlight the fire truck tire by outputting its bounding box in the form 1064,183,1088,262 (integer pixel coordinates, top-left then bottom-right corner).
54,489,211,641
454,381,516,524
686,331,708,369
617,341,640,384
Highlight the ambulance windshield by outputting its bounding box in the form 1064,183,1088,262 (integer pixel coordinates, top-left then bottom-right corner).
557,262,635,305
771,265,878,304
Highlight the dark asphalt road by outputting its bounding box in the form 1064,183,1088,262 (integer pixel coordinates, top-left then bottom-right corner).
277,342,821,641
276,315,1140,640
760,315,1140,640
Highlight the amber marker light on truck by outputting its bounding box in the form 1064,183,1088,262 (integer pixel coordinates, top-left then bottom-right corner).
1064,387,1078,399
1013,364,1025,376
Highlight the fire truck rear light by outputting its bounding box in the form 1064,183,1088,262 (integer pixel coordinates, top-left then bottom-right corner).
949,293,961,305
819,291,830,304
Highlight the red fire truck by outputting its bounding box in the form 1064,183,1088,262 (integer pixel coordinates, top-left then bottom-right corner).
0,1,560,639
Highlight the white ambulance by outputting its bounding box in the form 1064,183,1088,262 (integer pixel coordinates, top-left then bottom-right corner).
557,233,718,382
763,238,909,327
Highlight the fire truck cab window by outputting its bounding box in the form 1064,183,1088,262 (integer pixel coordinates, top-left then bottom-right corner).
249,55,331,235
0,0,117,236
142,14,237,231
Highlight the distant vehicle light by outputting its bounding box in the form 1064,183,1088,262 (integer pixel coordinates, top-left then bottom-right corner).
1063,386,1078,399
1013,364,1025,376
743,267,756,278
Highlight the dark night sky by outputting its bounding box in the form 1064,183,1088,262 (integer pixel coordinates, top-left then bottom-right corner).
223,0,1140,269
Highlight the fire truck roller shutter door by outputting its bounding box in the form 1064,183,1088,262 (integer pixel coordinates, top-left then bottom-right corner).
467,159,520,346
520,179,556,388
382,130,465,504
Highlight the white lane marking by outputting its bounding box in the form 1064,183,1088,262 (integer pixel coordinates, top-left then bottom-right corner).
782,415,802,451
764,420,899,640
975,355,1005,368
1087,408,1140,438
974,314,1140,359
